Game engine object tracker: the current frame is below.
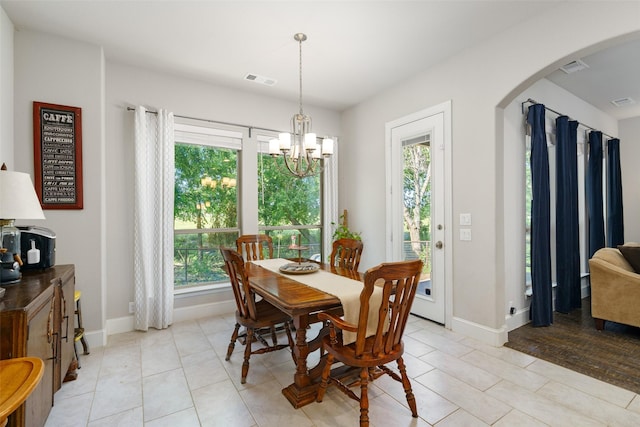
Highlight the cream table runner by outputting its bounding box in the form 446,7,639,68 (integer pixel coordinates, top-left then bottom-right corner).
251,258,385,345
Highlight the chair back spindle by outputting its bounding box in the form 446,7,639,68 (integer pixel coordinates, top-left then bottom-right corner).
236,234,274,261
330,238,364,271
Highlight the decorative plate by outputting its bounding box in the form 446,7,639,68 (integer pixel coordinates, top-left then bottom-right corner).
279,262,320,275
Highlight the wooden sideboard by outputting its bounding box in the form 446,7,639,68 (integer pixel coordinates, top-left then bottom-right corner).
0,265,76,427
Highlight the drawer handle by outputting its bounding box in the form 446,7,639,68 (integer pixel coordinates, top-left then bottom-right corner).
47,303,54,343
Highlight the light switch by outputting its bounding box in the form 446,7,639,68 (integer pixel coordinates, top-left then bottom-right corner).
459,213,472,226
460,228,472,241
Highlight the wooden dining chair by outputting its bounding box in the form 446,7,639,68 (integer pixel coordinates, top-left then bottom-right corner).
316,259,423,427
220,247,295,383
329,238,364,271
236,234,274,261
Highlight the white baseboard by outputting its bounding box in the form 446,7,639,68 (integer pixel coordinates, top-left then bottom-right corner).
505,306,531,332
100,299,236,347
451,316,508,347
173,300,235,323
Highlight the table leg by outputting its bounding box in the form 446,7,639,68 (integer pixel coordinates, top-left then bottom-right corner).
281,313,319,408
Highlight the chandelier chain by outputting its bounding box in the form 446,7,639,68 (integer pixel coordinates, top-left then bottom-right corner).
298,36,303,115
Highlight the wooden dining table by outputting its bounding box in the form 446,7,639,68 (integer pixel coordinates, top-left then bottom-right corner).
245,260,363,409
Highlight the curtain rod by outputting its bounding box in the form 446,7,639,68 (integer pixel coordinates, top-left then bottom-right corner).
126,106,283,137
520,98,618,140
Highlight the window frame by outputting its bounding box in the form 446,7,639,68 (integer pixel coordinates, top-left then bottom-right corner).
173,121,337,294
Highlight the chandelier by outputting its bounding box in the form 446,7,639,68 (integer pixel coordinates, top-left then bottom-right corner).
269,33,333,178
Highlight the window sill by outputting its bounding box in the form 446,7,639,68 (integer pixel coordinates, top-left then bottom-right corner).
174,282,231,298
525,273,590,297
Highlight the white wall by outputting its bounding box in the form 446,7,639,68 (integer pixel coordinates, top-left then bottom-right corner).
619,117,640,242
13,31,106,348
340,1,640,345
0,8,13,164
503,78,618,330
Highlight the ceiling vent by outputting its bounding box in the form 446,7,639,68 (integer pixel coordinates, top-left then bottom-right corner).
559,59,589,74
611,97,636,107
244,73,277,86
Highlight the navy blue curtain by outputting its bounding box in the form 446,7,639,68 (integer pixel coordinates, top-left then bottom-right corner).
528,104,553,326
555,117,581,313
607,138,624,247
587,131,605,258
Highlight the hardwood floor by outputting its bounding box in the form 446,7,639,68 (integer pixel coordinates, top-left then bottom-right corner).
506,297,640,395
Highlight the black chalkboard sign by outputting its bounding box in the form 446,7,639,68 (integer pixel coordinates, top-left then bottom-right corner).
33,102,83,209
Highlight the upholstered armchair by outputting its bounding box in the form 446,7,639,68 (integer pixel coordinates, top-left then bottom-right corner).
589,246,640,330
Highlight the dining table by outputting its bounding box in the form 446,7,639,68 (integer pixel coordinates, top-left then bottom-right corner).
245,258,367,409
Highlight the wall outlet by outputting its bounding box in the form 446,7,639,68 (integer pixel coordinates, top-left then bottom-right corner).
459,213,472,226
129,301,135,314
459,228,472,241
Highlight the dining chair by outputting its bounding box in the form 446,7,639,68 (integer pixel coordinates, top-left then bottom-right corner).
220,247,295,384
236,234,274,261
329,238,364,271
316,259,423,427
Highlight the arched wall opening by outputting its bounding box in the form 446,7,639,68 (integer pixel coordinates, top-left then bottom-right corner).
496,30,640,334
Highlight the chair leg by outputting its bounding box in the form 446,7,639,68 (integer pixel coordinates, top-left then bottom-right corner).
80,335,90,355
76,297,90,354
226,323,241,361
397,357,418,417
270,325,278,346
316,353,334,402
359,368,370,427
74,341,80,369
241,327,254,384
284,321,297,364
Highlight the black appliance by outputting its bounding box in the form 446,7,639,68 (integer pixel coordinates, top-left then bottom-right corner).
18,226,56,270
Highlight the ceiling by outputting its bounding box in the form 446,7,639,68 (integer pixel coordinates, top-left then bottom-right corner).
2,1,639,119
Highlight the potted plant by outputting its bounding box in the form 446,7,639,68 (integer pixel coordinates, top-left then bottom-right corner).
332,210,361,241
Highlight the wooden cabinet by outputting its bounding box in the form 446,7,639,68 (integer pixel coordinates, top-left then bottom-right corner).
0,265,76,427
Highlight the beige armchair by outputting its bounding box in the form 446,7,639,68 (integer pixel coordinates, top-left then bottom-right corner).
589,247,640,330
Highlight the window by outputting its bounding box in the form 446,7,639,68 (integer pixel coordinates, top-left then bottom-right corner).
174,123,242,291
256,137,323,261
173,125,327,292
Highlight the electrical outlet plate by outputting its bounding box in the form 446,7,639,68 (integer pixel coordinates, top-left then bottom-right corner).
129,302,135,314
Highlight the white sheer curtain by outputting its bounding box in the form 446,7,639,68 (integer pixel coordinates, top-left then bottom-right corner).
133,106,175,330
323,137,339,261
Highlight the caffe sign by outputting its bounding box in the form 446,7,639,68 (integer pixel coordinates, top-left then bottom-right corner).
33,102,84,209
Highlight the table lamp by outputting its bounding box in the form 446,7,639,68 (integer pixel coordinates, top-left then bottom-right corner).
0,163,46,284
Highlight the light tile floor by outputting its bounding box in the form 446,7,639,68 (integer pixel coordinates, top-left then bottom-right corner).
45,313,640,426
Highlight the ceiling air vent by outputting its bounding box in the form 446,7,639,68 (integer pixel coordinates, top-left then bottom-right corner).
611,97,636,107
244,73,277,86
559,59,589,74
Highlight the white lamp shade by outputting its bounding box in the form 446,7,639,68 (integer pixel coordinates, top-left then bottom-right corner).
322,138,334,155
269,138,280,155
279,132,291,150
304,133,316,150
0,170,46,220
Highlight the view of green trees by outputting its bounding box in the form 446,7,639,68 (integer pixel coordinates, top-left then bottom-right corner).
174,143,321,288
403,142,432,272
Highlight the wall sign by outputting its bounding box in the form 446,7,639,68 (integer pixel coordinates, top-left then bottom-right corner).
33,102,83,209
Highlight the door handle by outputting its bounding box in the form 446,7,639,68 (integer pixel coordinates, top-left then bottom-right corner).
435,241,443,249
